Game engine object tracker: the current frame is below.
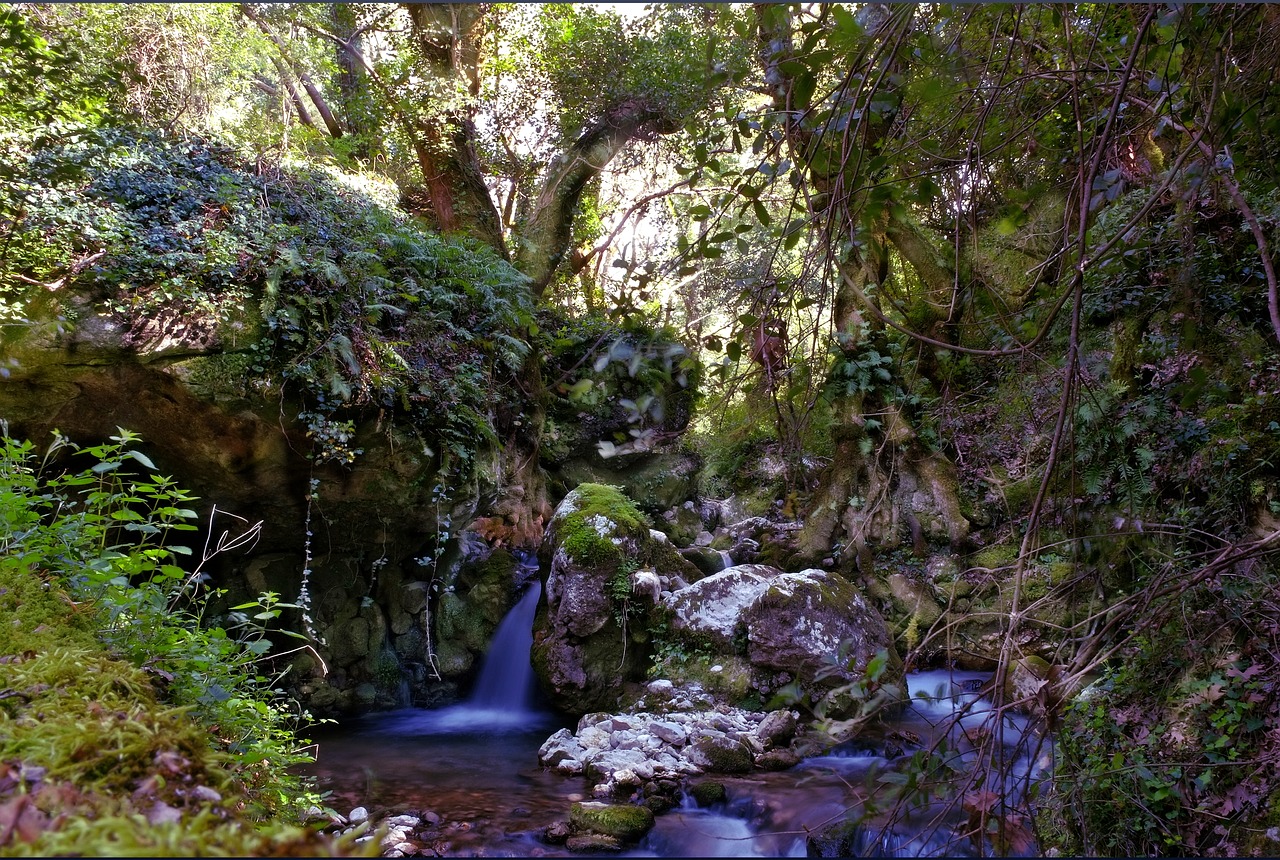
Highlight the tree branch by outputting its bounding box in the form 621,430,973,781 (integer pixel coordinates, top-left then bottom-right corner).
515,98,681,296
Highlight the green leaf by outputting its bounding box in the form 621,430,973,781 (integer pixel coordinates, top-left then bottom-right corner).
793,72,816,110
126,450,156,470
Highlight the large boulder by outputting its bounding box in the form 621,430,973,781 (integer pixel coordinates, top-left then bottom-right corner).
532,484,680,714
657,565,901,710
743,569,896,695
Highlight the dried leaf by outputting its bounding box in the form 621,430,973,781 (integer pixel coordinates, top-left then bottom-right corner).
0,795,49,845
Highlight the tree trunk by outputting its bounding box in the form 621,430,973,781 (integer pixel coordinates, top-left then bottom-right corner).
515,99,678,297
404,3,508,255
266,55,317,130
756,3,970,565
241,5,343,138
329,4,377,159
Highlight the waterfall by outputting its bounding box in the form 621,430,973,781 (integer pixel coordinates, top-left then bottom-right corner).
468,580,541,712
369,571,551,735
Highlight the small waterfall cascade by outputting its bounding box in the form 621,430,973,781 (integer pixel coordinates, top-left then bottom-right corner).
467,579,541,712
368,554,551,735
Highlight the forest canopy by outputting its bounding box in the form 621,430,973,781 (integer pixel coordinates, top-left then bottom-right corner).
3,3,1280,857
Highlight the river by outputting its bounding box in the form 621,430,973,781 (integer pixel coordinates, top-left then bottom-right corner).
301,581,1048,857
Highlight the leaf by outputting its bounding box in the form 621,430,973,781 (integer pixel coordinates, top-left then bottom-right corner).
126,450,156,470
793,72,816,110
565,379,593,400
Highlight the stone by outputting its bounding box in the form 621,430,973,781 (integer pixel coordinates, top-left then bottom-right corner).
755,748,802,771
568,801,655,842
401,581,431,615
349,806,368,823
565,834,622,853
754,710,798,749
663,564,782,649
680,546,728,577
742,569,900,703
687,781,727,807
689,732,754,773
649,720,686,745
544,820,571,844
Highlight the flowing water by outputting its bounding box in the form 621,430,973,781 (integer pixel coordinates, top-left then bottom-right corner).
302,589,1048,857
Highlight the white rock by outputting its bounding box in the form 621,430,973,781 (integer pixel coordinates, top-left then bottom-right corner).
646,679,674,695
650,721,687,745
349,806,369,823
578,726,611,750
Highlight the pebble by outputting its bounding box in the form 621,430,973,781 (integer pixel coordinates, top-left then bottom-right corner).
349,806,369,823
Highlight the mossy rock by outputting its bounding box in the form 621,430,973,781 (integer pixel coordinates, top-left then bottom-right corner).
883,571,944,651
568,801,655,842
681,546,728,577
688,781,727,806
969,544,1019,570
691,733,754,774
645,536,702,583
554,451,700,513
552,483,651,571
653,653,753,703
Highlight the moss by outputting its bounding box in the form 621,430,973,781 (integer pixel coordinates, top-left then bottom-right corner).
374,649,403,692
461,548,517,591
643,537,700,581
688,781,727,806
556,483,650,570
693,734,754,773
0,564,98,656
969,544,1019,571
568,801,655,841
0,644,352,856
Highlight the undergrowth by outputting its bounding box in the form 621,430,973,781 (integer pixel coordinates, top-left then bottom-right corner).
2,125,533,477
0,426,356,855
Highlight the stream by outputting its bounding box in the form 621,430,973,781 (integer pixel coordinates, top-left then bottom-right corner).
301,582,1050,857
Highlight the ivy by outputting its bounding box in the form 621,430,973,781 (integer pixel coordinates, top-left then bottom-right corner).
3,126,534,479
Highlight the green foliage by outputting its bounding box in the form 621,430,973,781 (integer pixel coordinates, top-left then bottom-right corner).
2,126,533,476
0,427,322,825
0,8,118,131
1049,573,1280,857
540,310,700,456
533,4,732,143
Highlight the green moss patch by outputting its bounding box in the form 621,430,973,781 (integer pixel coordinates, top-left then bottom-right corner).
555,483,650,570
569,801,655,841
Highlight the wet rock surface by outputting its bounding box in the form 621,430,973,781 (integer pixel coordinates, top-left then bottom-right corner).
537,680,806,798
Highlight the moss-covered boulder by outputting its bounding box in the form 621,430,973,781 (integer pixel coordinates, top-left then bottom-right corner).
568,801,655,842
531,484,660,713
